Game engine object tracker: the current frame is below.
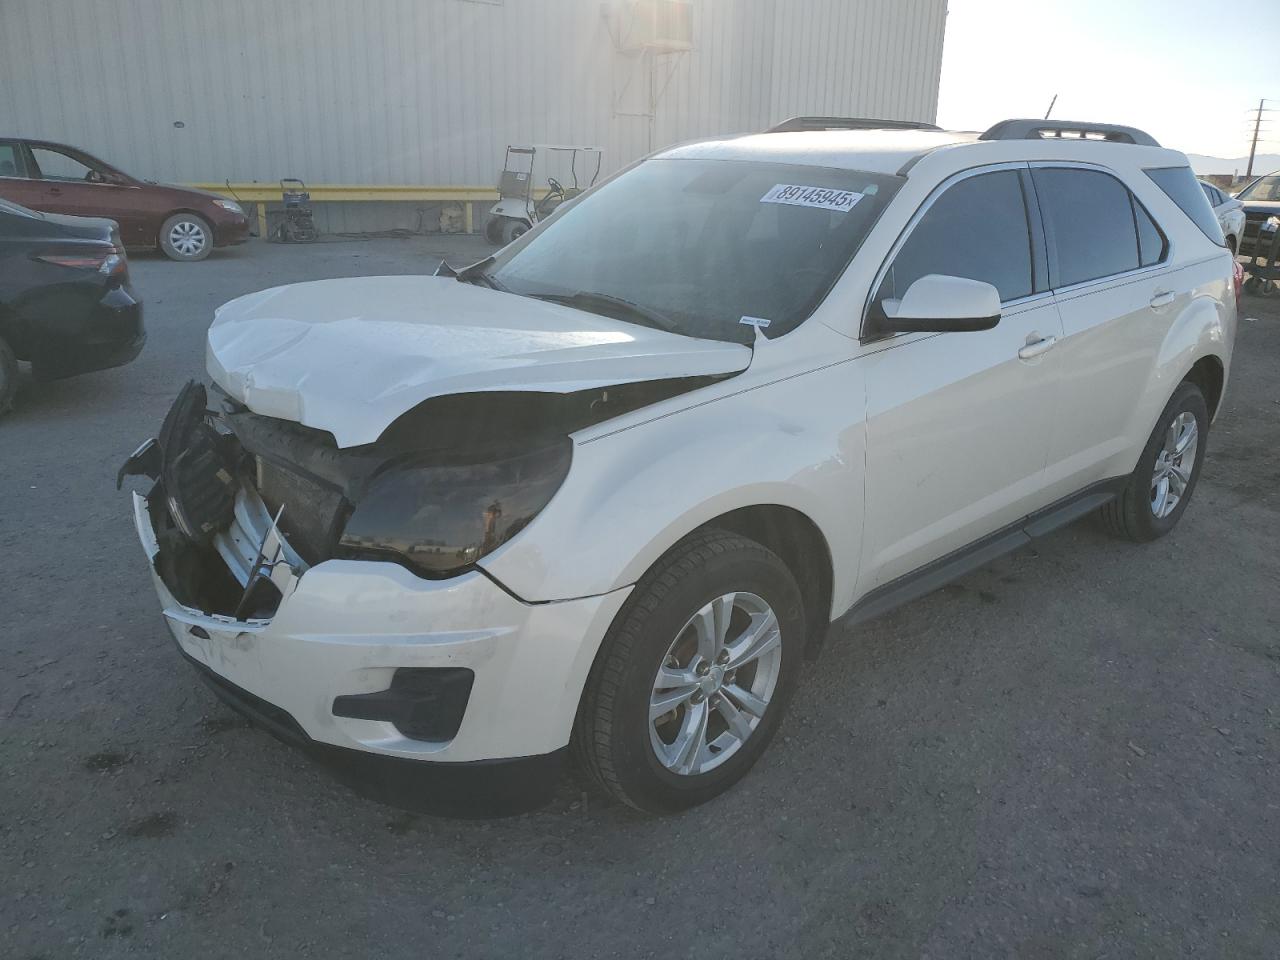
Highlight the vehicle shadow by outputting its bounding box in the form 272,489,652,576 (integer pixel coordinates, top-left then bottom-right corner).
3,363,135,423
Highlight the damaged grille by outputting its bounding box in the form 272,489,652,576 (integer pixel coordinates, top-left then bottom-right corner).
222,407,382,567
254,457,347,565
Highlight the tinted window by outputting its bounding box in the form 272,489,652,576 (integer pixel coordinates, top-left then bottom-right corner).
878,170,1033,303
1145,166,1225,245
1135,200,1167,267
1033,168,1140,286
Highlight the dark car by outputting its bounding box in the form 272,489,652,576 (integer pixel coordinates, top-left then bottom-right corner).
0,138,249,261
1233,170,1280,259
0,197,144,412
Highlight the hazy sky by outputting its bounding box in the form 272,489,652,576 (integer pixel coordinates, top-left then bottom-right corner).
937,0,1279,160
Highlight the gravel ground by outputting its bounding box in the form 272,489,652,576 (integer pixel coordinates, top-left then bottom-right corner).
2,237,1277,959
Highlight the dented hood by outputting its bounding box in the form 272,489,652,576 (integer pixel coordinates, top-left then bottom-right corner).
207,275,752,447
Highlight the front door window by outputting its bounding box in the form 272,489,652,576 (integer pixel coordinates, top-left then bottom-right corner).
29,145,101,183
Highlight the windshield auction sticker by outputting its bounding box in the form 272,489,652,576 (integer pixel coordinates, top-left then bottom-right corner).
760,184,863,212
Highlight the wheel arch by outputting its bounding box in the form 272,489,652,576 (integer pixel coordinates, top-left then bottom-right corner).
1183,353,1225,420
697,504,834,656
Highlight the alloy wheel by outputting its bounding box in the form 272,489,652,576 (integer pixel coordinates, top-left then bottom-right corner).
1150,411,1198,519
649,591,783,776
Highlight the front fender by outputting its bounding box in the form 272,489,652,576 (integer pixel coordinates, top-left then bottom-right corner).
480,361,867,614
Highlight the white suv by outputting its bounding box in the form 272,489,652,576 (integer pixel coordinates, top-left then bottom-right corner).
122,118,1238,815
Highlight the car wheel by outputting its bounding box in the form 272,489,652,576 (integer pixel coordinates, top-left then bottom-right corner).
0,334,17,415
500,218,528,245
574,529,805,814
159,213,213,261
1243,275,1261,296
1099,381,1208,542
484,218,503,244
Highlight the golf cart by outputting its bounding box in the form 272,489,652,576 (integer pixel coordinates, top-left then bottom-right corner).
485,144,602,245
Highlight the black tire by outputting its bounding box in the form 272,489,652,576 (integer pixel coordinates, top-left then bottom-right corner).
158,212,213,261
1099,381,1208,542
500,218,528,245
1243,275,1261,296
573,529,806,814
0,334,16,416
483,218,503,244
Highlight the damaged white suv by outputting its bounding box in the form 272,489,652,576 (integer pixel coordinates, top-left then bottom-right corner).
122,118,1237,815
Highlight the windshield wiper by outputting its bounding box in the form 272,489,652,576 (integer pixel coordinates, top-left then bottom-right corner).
529,291,678,333
455,256,508,292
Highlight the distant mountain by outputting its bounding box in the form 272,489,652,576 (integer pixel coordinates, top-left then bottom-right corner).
1185,153,1280,177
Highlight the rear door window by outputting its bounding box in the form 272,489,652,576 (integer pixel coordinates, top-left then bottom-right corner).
0,142,22,178
1145,166,1226,246
877,169,1035,304
1032,168,1147,287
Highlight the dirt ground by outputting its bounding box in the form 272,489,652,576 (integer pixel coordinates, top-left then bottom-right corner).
2,237,1277,959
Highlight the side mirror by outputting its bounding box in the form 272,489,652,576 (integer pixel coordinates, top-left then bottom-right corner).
875,274,1001,334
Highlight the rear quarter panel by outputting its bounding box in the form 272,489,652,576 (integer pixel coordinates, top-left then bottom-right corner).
1120,256,1234,475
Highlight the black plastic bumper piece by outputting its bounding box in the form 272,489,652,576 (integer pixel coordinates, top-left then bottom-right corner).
180,651,565,818
333,667,475,742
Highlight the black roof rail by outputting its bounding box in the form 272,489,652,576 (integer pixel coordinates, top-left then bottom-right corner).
979,119,1160,147
766,116,942,134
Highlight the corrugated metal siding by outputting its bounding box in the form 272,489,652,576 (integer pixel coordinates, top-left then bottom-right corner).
0,0,946,186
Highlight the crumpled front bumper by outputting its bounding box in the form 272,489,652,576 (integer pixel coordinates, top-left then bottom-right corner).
131,489,630,807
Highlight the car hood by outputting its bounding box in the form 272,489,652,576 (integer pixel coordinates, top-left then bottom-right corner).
146,181,228,201
1241,199,1280,215
207,275,752,447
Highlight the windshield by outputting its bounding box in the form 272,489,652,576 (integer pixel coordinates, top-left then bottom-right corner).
487,158,902,343
1237,174,1280,202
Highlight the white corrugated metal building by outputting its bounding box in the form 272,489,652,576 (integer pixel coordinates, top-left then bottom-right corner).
0,0,949,232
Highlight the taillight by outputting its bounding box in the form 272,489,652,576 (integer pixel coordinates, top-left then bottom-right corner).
35,245,127,276
1232,260,1243,299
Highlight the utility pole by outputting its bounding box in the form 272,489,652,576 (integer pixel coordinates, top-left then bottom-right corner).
1247,99,1264,178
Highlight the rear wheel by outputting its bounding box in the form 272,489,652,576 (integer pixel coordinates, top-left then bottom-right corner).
159,213,213,261
1099,381,1208,541
0,334,17,415
574,529,805,814
484,218,503,244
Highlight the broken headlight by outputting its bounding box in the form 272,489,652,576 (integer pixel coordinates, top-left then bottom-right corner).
336,438,572,578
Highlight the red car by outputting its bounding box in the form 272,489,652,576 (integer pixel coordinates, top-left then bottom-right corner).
0,138,249,261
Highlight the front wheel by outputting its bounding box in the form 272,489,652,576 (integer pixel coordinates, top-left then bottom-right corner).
1099,381,1208,541
574,530,805,814
500,218,529,245
159,213,213,261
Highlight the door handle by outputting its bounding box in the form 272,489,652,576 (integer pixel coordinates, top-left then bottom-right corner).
1149,290,1176,308
1017,334,1058,360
